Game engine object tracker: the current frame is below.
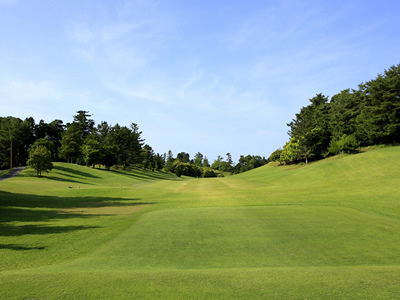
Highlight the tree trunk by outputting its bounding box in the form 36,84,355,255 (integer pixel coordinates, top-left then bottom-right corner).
10,140,12,169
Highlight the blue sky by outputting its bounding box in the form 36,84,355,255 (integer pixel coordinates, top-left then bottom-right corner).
1,0,399,163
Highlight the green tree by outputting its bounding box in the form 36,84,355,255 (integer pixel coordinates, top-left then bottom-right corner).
268,149,283,162
27,145,53,177
203,156,210,168
152,153,164,171
328,134,360,155
226,153,233,173
211,155,223,170
58,122,82,163
194,152,203,167
141,144,154,170
101,145,118,170
203,168,216,177
73,110,95,139
280,138,300,165
46,119,65,156
287,94,331,163
0,117,23,168
172,160,201,177
20,117,36,163
165,150,175,172
31,138,55,157
329,89,361,140
177,152,190,163
58,111,95,163
357,64,400,145
81,138,102,167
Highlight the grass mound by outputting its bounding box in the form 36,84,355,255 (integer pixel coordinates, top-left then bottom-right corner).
1,147,400,299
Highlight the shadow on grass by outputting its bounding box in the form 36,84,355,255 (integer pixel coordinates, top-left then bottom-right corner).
108,167,180,182
0,224,100,236
0,244,46,251
16,165,98,185
44,175,93,185
53,165,101,179
0,190,152,250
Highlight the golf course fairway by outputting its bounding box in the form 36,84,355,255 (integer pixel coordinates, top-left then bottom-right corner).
1,146,399,299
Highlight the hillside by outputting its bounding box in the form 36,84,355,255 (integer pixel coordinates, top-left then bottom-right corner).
1,146,399,299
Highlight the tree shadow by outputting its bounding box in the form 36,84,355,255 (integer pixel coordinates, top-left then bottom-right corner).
108,168,179,182
0,224,100,236
0,190,151,250
0,243,46,251
53,165,101,179
44,175,93,185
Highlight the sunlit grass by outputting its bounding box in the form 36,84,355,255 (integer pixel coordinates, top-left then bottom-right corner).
1,147,400,298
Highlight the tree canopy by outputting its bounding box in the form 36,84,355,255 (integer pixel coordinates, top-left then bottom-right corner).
270,63,400,165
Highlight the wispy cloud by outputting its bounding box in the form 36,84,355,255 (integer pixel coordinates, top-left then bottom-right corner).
1,0,397,159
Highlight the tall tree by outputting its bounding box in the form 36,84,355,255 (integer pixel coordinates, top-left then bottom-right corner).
287,94,331,164
203,156,210,168
194,152,203,167
211,155,223,170
177,152,190,163
58,122,82,163
226,153,233,173
0,117,23,168
46,119,65,156
165,150,175,172
73,110,95,139
357,64,400,144
141,144,154,169
81,138,102,167
329,89,361,140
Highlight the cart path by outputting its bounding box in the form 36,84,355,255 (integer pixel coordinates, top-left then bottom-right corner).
0,167,26,181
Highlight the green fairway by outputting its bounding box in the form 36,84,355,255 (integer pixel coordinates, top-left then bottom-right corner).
1,147,400,299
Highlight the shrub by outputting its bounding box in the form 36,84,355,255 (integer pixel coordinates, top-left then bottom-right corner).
173,161,202,177
329,134,360,155
268,149,283,162
203,169,217,178
280,138,300,165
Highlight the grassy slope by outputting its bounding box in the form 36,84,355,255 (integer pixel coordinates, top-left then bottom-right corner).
1,147,400,299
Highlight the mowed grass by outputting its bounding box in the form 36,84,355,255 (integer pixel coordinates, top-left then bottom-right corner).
1,146,400,299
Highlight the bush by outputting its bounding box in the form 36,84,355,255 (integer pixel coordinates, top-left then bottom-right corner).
268,149,283,162
203,169,217,178
329,134,360,155
280,138,300,165
173,161,202,177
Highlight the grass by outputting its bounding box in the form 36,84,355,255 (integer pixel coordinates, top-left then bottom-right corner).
1,146,400,299
0,169,11,177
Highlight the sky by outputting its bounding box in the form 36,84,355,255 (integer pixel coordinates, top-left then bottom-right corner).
0,0,399,163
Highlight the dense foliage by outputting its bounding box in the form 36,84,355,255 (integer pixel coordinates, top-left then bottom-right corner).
0,111,151,171
271,63,400,164
0,111,267,176
27,145,53,177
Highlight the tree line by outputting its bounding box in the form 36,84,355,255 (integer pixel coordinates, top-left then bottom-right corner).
269,63,400,165
0,110,267,176
164,151,267,177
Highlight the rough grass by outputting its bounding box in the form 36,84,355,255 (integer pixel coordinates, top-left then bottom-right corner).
1,146,400,299
0,169,10,177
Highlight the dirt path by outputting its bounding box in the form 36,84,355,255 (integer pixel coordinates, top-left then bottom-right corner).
0,167,26,181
